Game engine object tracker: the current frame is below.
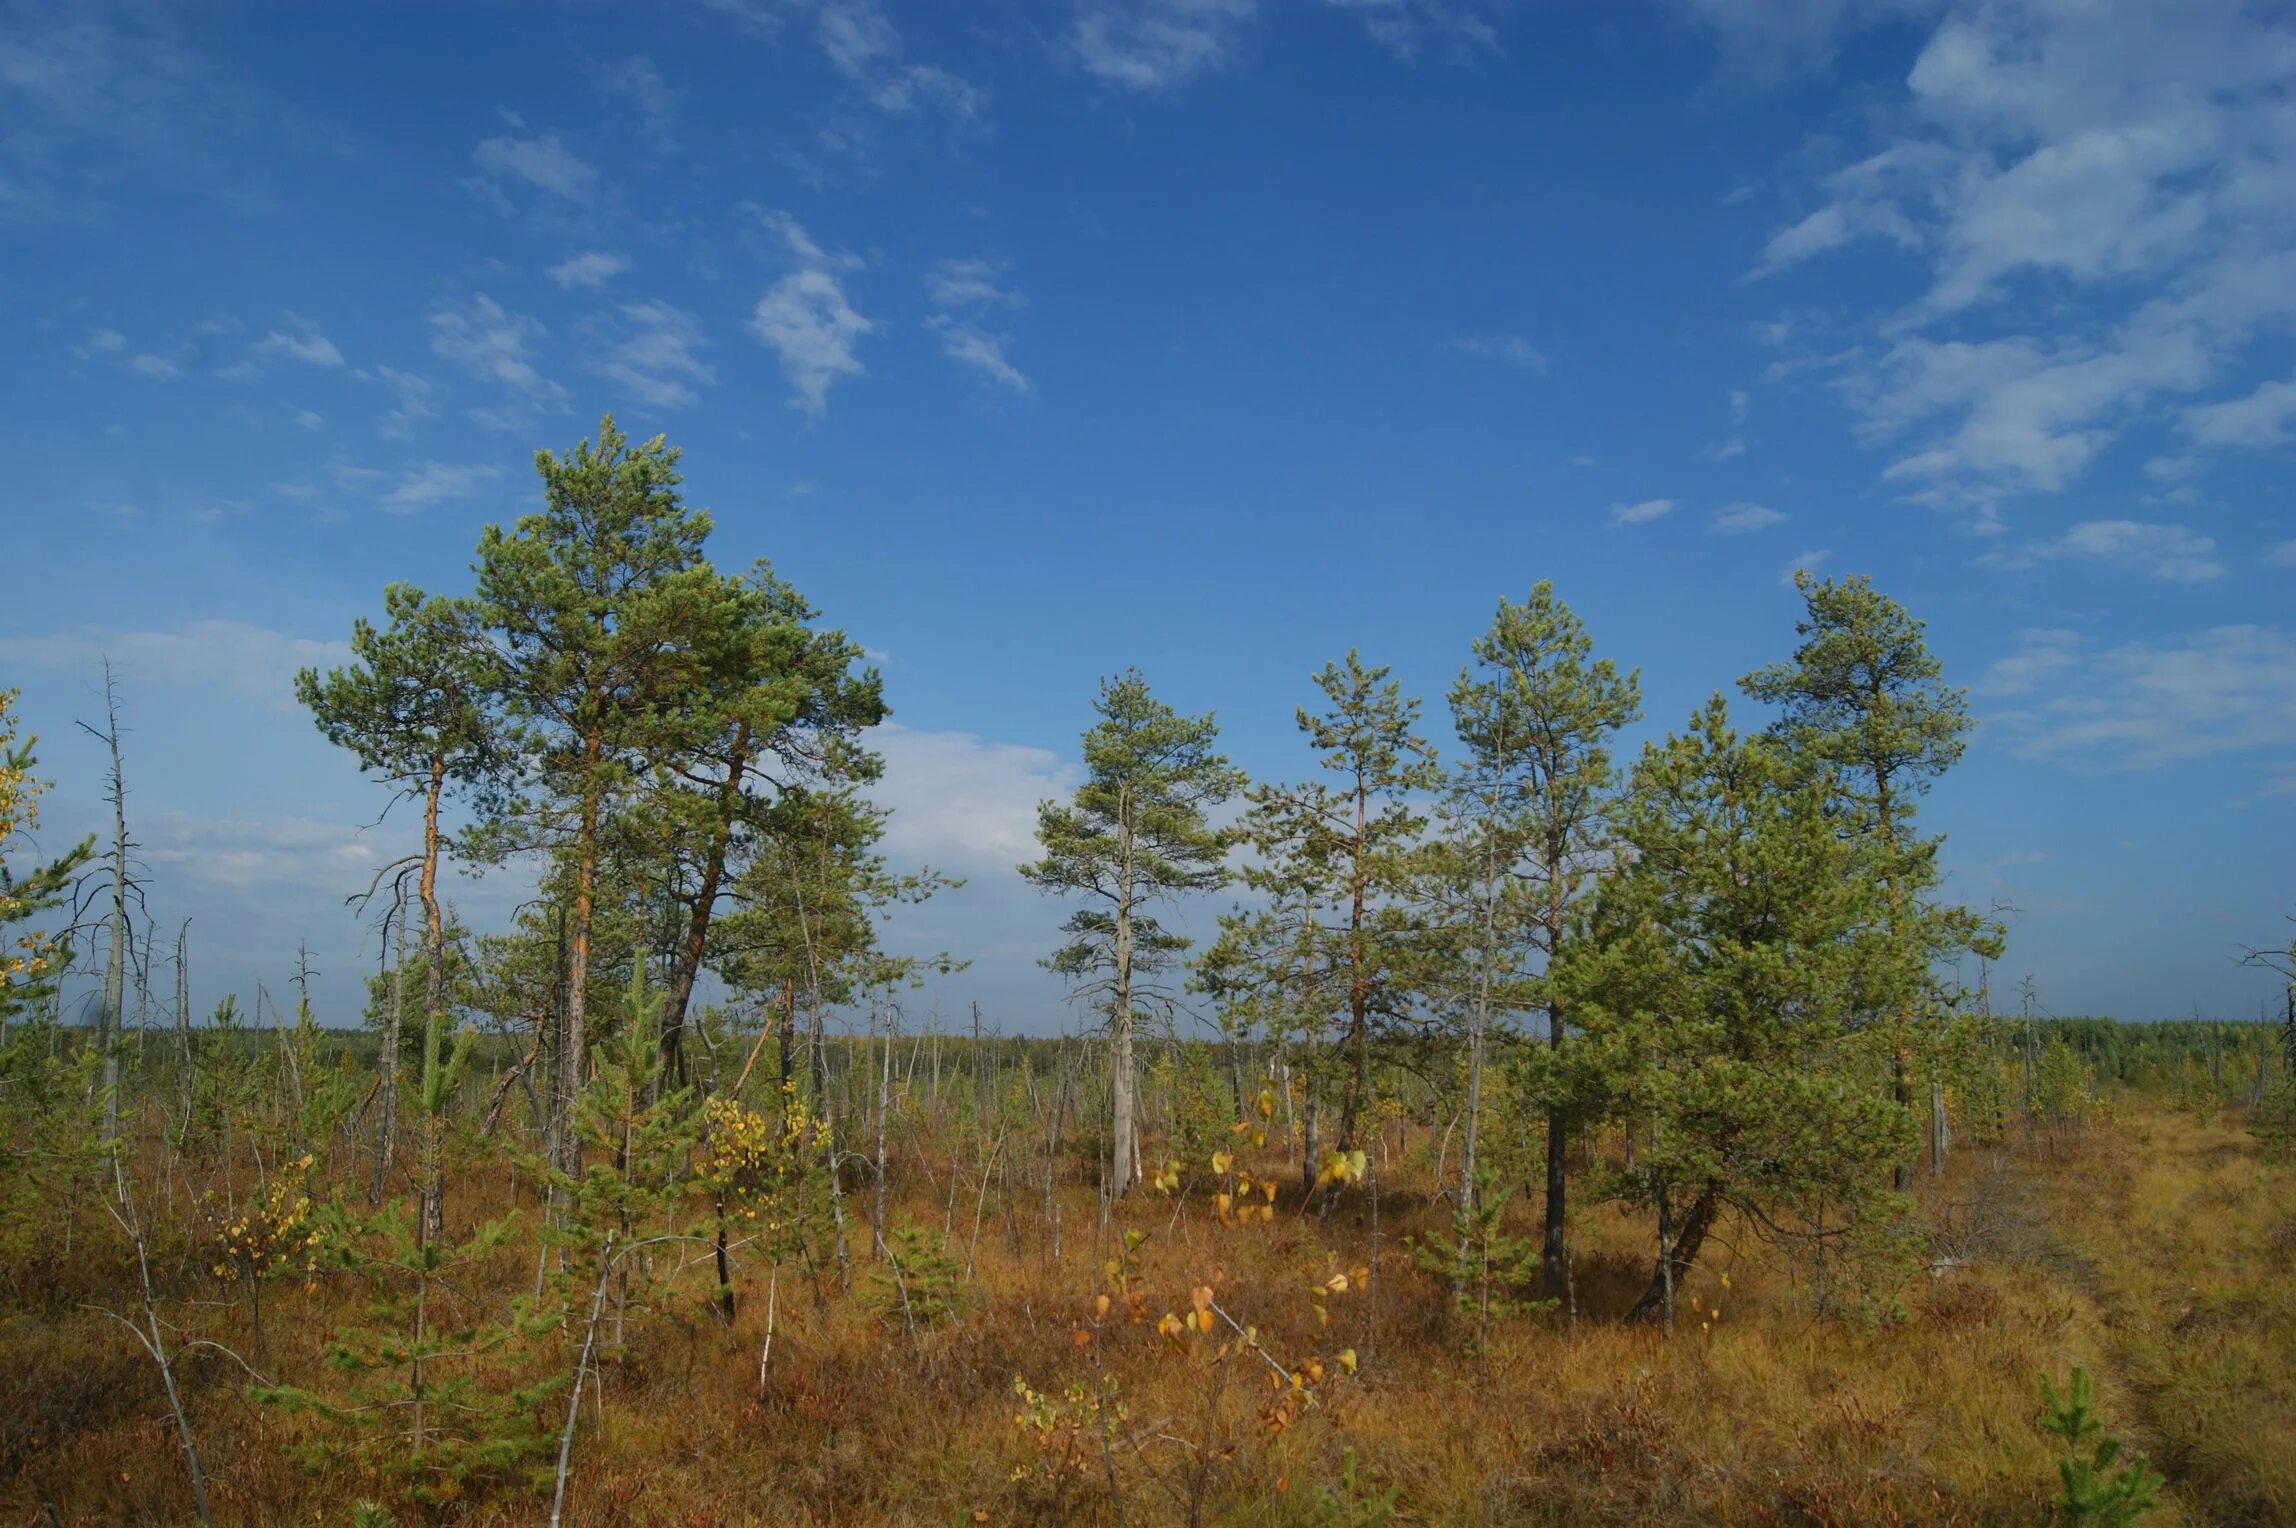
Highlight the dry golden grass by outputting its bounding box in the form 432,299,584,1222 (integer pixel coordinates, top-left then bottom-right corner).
3,1094,2289,1526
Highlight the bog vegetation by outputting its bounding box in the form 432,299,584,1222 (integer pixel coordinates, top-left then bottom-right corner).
3,418,2292,1525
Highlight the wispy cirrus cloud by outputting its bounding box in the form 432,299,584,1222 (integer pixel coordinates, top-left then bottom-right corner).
379,460,503,514
1608,497,1676,525
1445,333,1547,371
427,293,568,427
1979,624,2296,769
594,54,678,153
925,257,1030,394
1324,0,1503,61
1976,518,2224,583
471,132,598,203
588,300,714,407
1071,0,1258,91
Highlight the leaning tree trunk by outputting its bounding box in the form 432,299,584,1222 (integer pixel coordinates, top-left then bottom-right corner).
1628,1182,1720,1324
662,725,751,1091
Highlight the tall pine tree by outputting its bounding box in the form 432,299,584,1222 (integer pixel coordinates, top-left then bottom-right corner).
472,417,719,1173
1021,671,1243,1198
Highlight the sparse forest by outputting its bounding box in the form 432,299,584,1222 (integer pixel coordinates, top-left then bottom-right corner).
4,418,2293,1526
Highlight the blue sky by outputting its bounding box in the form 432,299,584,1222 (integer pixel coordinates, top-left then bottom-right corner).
3,0,2291,1031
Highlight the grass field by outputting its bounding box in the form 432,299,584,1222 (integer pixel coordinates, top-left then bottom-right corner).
4,1079,2288,1526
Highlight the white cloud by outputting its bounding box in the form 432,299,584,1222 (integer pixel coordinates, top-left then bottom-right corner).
471,133,598,202
1323,0,1502,61
596,54,677,152
928,317,1031,393
1445,333,1548,371
380,460,503,514
0,619,348,709
293,409,324,431
749,207,860,270
924,259,1030,392
1742,0,2296,509
1981,624,2296,768
126,352,180,379
2184,374,2296,450
2267,539,2296,569
0,7,266,224
926,257,1024,311
249,319,344,368
1783,547,1832,584
872,723,1079,872
428,294,568,420
372,366,435,437
1676,0,1942,81
1975,628,2084,696
81,327,127,354
142,811,384,892
1072,0,1258,91
590,300,715,408
1710,501,1785,533
547,250,631,290
806,0,985,119
753,269,872,416
1608,497,1676,525
1977,518,2223,582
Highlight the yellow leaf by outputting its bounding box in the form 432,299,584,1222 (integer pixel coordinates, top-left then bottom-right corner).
1337,1348,1357,1374
1211,1151,1233,1175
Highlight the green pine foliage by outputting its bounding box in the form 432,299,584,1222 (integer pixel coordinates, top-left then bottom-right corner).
1558,695,1917,1320
2040,1367,2164,1526
254,1011,557,1502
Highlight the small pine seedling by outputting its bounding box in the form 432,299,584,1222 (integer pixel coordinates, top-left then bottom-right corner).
2040,1367,2164,1527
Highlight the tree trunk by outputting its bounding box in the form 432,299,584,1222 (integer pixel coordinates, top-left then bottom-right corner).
418,754,448,1242
777,977,797,1093
1337,774,1370,1158
1628,1182,1720,1324
1541,1003,1569,1292
373,908,402,1204
1540,825,1571,1294
1456,846,1495,1307
1110,803,1140,1198
562,731,603,1174
173,922,194,1138
97,668,129,1144
1892,1049,1914,1193
663,725,751,1089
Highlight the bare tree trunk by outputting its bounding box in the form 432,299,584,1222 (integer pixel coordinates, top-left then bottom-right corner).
561,730,604,1175
1110,892,1139,1197
173,922,194,1138
1456,840,1496,1307
87,661,131,1144
872,997,891,1259
418,755,448,1242
373,905,404,1204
